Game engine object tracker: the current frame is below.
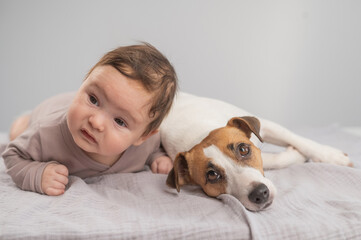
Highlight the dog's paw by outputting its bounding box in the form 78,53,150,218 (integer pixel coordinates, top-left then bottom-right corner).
309,145,352,167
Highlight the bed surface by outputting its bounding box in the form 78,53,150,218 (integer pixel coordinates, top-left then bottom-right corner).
1,125,361,239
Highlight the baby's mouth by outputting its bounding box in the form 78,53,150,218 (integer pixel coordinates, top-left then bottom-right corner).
81,129,97,143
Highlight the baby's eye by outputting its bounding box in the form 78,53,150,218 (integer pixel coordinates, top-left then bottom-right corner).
114,118,127,127
89,95,99,106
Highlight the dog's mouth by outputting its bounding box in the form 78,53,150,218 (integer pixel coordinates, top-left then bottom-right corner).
239,195,274,212
263,201,273,209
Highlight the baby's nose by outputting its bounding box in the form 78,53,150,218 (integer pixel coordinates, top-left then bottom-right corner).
89,114,105,131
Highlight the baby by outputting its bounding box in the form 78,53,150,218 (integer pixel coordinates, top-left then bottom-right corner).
2,43,177,196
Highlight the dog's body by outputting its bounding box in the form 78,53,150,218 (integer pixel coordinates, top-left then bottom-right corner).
160,92,351,211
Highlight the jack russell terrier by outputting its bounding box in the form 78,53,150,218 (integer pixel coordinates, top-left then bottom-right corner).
160,92,352,211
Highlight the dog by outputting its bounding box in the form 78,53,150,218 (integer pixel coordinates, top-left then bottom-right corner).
160,92,352,211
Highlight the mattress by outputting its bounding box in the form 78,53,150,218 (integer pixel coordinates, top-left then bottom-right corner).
1,124,361,239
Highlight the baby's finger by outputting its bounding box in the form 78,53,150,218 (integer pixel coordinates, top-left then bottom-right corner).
49,180,66,190
54,174,69,186
157,162,171,174
55,165,69,176
151,162,158,173
44,187,65,196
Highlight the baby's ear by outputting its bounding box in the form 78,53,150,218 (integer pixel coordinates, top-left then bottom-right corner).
133,129,159,146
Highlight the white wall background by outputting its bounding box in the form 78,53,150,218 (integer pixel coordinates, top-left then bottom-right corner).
1,0,360,132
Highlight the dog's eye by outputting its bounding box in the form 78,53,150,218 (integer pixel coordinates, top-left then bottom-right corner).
206,170,221,183
238,143,250,157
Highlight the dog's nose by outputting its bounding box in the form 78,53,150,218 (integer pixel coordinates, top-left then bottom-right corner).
248,183,269,204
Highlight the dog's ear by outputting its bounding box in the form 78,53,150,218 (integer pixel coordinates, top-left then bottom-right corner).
227,116,263,142
166,152,191,192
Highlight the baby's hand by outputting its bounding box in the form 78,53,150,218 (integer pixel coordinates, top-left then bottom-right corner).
41,163,69,196
151,156,173,174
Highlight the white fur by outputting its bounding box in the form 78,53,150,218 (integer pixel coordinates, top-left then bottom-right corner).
260,119,351,167
160,92,351,167
161,92,255,160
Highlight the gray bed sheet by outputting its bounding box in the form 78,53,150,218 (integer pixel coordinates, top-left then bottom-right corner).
1,125,361,240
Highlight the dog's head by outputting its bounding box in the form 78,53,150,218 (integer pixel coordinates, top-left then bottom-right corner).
166,116,276,211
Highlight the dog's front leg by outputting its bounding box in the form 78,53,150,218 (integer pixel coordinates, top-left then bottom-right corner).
262,147,307,169
259,119,352,167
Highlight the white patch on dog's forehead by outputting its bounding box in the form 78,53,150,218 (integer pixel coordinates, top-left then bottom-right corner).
203,144,240,171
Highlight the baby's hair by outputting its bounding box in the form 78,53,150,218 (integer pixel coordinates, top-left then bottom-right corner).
86,42,178,135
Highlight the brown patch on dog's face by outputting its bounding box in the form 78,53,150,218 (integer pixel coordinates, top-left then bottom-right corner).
167,116,275,211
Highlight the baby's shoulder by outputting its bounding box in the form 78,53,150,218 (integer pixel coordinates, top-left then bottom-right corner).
31,92,75,128
139,131,161,150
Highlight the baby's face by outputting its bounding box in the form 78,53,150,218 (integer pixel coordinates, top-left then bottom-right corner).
67,65,156,165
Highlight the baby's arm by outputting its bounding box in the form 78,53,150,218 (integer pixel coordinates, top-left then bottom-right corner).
3,151,59,194
2,128,67,195
4,150,68,195
150,155,173,174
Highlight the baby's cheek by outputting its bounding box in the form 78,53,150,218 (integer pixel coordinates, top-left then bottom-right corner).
68,101,84,129
103,134,129,155
67,108,79,135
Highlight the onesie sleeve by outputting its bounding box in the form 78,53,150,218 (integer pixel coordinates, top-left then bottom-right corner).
2,126,56,194
145,133,168,167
